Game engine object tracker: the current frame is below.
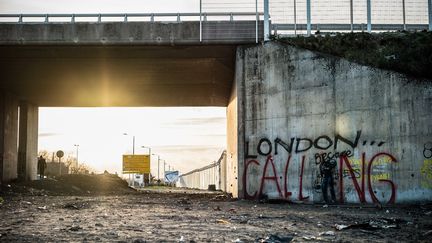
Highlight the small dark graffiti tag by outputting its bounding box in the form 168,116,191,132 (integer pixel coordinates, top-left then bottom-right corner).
424,142,432,159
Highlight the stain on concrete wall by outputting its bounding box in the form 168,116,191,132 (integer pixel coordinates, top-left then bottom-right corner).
235,42,432,204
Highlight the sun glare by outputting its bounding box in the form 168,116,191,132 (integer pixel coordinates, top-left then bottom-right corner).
38,107,227,176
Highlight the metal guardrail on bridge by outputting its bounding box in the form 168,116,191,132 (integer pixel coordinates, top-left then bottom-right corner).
0,12,265,43
0,0,431,41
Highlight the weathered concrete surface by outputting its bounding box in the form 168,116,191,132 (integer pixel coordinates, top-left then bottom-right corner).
0,21,263,45
235,42,432,204
18,102,38,181
226,54,241,197
0,91,18,183
0,45,236,107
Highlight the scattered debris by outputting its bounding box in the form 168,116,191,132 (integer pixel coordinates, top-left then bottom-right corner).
323,204,328,208
319,231,335,236
106,231,119,237
423,230,432,236
133,239,146,243
37,206,47,210
177,198,190,205
213,194,232,201
213,206,221,211
95,223,103,227
302,236,317,241
64,203,79,210
229,208,237,213
0,197,3,204
334,218,402,231
69,225,82,231
233,238,244,243
256,234,294,243
179,235,185,242
216,219,230,224
335,224,349,230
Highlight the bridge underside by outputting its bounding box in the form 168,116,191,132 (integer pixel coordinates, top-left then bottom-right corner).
0,45,236,106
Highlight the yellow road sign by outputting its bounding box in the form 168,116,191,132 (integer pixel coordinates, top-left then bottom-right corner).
122,154,150,174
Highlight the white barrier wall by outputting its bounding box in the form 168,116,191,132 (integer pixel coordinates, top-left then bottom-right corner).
177,152,226,190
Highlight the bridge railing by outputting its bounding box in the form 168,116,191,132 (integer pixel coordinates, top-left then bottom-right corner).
0,12,265,43
0,12,262,23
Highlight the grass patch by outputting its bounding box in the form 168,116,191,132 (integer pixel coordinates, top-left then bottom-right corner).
276,31,432,80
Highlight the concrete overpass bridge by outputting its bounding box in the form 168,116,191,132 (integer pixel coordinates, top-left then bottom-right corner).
2,8,431,204
0,12,265,184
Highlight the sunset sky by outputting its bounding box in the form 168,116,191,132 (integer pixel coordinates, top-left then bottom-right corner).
38,107,226,177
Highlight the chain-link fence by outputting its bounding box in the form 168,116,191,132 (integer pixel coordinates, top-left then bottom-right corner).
202,0,431,35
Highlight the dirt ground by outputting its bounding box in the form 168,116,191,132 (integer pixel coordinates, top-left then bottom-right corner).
1,175,431,242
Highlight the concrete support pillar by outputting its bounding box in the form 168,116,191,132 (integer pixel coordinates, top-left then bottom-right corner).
0,91,19,183
18,101,38,181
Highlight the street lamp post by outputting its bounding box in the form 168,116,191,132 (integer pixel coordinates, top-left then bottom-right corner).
163,160,166,183
123,133,135,155
142,146,151,156
141,146,151,186
123,133,135,186
74,144,79,170
152,153,160,180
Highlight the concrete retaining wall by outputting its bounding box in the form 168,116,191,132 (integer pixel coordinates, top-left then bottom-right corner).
0,21,263,45
236,42,432,204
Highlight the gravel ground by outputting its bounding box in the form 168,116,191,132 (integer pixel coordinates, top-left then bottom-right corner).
0,189,431,242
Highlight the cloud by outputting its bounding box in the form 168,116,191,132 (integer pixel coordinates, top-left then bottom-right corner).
154,145,223,153
162,117,226,127
196,134,226,137
38,132,60,137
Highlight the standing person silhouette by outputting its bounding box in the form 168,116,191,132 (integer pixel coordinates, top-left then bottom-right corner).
320,156,337,204
38,155,47,179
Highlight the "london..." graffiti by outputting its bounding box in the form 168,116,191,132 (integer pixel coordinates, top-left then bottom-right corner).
243,130,397,204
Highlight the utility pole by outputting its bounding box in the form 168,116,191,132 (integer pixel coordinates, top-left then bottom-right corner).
152,153,160,180
164,160,166,183
132,135,135,155
74,144,79,169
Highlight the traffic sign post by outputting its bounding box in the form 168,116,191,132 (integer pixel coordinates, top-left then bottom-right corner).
56,150,64,176
122,154,150,174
